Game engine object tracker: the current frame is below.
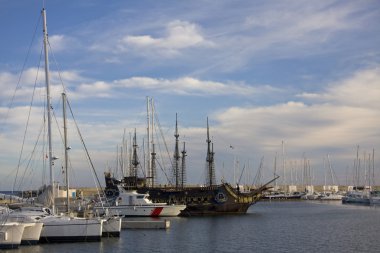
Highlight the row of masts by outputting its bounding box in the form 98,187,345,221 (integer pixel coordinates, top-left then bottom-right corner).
272,142,376,190
113,97,218,188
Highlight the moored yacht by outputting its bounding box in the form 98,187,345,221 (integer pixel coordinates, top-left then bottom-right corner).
4,8,104,244
342,188,370,205
94,185,186,217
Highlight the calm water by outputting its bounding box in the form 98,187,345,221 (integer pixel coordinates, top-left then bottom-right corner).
3,201,380,253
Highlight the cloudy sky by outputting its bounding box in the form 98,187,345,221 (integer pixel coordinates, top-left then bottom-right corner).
0,0,379,190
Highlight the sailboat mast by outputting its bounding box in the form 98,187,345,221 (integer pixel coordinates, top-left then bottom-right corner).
274,152,277,189
282,140,286,190
131,129,139,180
146,97,150,182
149,98,155,187
174,113,180,189
62,93,69,213
181,142,187,188
373,149,375,187
42,8,55,214
206,118,215,186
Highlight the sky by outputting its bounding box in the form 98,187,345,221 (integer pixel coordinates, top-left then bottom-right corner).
0,0,379,191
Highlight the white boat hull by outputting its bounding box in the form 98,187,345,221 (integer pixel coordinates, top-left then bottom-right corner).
39,216,103,243
0,223,25,249
96,204,185,217
21,222,43,245
101,217,122,237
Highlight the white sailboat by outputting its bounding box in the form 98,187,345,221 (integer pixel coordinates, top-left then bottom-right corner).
15,8,103,243
342,147,371,205
369,150,380,206
319,155,343,201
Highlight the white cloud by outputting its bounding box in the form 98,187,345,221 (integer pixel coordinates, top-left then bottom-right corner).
117,20,214,57
297,67,380,108
75,81,113,98
206,67,380,183
201,1,372,72
114,76,257,96
0,68,89,105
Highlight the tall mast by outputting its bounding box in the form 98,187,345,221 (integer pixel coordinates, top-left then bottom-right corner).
150,98,155,187
42,8,55,214
282,140,286,189
373,149,375,187
122,128,127,177
174,113,180,189
146,97,150,182
181,142,187,188
206,118,215,186
62,93,70,213
273,152,277,189
131,129,139,180
151,143,156,187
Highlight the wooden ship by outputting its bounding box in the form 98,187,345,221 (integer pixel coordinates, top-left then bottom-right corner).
104,108,277,216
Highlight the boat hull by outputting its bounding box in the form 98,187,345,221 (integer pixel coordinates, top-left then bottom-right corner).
142,184,261,216
104,174,272,216
101,217,122,237
342,192,370,205
0,223,25,249
21,222,43,245
96,205,185,217
39,216,102,243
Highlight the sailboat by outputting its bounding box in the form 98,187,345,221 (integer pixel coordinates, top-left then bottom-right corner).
342,147,371,205
0,206,43,245
9,8,103,243
95,129,186,217
104,114,278,216
61,93,121,237
319,155,343,201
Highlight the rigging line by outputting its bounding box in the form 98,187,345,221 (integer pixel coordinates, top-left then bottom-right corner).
1,12,42,135
46,39,81,186
16,119,45,191
153,112,174,184
47,39,69,95
12,48,44,194
66,98,105,197
155,159,172,186
154,129,169,181
153,108,173,166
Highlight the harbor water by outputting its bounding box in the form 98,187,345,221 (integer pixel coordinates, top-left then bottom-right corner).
2,201,380,253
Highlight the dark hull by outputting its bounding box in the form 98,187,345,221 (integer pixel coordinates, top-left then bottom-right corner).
102,231,120,237
104,174,268,216
39,236,101,243
141,184,260,216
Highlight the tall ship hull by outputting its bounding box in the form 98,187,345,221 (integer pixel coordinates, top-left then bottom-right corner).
104,113,277,216
104,174,275,216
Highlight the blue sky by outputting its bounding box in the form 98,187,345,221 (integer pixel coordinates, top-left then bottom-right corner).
0,0,379,190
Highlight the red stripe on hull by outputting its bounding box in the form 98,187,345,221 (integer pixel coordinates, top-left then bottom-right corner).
150,207,164,217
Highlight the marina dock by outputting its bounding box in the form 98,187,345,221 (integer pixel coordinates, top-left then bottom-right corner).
121,219,170,229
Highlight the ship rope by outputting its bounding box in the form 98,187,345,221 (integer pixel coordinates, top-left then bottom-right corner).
12,47,44,193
